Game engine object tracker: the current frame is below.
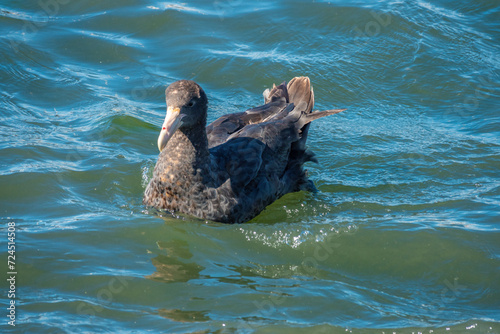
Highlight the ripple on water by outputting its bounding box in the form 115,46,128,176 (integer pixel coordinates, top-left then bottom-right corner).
238,220,358,249
1,0,499,332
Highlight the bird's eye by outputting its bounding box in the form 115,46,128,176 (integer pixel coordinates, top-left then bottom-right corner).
187,101,195,107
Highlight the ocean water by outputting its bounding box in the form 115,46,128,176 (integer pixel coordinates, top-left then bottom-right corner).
1,0,499,333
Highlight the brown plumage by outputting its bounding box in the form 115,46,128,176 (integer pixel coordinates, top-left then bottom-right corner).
143,77,345,224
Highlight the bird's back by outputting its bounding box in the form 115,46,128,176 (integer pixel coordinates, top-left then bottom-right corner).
206,77,340,223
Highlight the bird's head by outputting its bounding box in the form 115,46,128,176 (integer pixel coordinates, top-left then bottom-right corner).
157,80,208,152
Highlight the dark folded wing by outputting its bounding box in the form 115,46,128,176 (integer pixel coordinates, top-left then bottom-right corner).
206,83,290,148
211,137,266,190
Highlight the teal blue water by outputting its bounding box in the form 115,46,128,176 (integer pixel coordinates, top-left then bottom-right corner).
1,0,499,333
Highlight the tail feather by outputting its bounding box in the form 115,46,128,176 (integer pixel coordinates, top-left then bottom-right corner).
276,76,345,194
300,108,346,127
287,77,314,152
304,149,318,163
287,77,314,114
262,76,346,167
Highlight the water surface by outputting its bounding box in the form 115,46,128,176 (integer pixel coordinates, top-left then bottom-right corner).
0,0,499,333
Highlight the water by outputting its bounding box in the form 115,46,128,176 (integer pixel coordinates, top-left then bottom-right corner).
1,0,499,333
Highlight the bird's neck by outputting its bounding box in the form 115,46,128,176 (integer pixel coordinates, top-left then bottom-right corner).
161,121,210,178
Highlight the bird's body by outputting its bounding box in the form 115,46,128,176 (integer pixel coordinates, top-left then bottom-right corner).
143,77,344,224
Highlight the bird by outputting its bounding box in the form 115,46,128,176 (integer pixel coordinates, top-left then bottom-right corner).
143,77,345,224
